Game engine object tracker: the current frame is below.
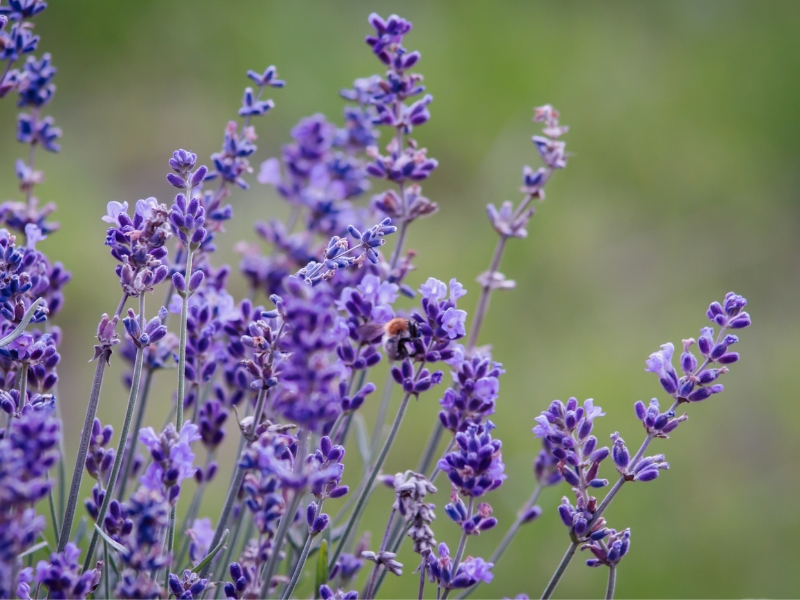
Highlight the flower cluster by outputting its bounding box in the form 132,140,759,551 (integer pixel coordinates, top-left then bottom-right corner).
103,199,171,297
0,406,59,598
438,355,504,433
0,7,764,600
645,292,751,403
426,543,494,591
138,422,200,504
439,421,507,498
583,528,631,568
34,544,102,600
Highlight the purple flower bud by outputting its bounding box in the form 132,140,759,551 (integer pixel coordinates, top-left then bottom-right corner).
191,166,209,187
635,467,660,482
188,270,205,292
634,401,646,421
172,273,186,293
728,312,751,329
312,514,329,534
558,504,572,527
191,227,207,246
561,467,579,487
329,485,349,498
612,434,630,470
522,505,542,523
588,447,609,463
167,173,185,188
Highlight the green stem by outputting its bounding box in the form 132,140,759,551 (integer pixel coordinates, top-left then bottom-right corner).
58,292,128,551
417,420,444,476
165,247,195,589
200,389,268,579
83,293,146,571
116,366,155,501
606,565,616,600
458,484,543,599
176,249,193,432
175,450,216,568
364,506,396,599
368,371,394,459
47,472,61,543
260,430,306,597
282,499,324,600
103,541,110,599
441,497,473,600
540,541,578,600
328,372,421,575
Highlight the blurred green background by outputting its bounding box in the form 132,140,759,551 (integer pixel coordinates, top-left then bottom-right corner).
2,1,799,597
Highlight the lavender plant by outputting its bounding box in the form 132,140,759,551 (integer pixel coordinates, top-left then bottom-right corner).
0,6,755,600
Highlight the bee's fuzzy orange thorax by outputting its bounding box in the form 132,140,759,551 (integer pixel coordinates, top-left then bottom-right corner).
386,318,408,335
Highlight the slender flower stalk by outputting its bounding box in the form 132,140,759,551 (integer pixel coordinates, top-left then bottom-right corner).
82,293,155,571
457,484,543,599
606,564,617,600
175,249,193,432
198,389,268,579
364,507,397,599
440,497,474,600
540,541,578,600
328,368,424,576
58,292,128,552
282,498,326,600
259,431,308,597
115,366,155,501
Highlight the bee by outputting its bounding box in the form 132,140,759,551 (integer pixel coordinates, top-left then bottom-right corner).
357,317,420,361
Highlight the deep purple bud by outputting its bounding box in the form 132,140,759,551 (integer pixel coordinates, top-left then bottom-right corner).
635,468,660,482
561,467,579,487
191,166,209,187
329,485,349,499
588,447,609,463
717,352,739,364
728,312,751,329
167,173,185,189
558,504,572,527
522,505,542,523
189,270,205,292
172,273,186,293
634,401,646,421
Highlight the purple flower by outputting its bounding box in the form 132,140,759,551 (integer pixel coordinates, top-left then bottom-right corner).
138,422,200,503
168,570,208,600
247,65,285,88
426,543,495,590
583,528,631,568
102,201,128,225
644,342,679,395
319,585,358,600
35,543,101,600
186,517,215,566
438,356,504,433
438,421,507,497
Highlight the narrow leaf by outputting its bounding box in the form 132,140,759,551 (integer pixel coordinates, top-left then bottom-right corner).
0,298,43,348
71,516,88,546
190,529,229,574
93,524,127,554
315,539,328,594
353,413,371,476
18,540,49,559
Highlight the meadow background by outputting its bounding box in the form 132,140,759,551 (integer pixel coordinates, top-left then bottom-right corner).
1,1,798,597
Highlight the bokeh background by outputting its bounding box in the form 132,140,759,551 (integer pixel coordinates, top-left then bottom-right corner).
2,1,799,597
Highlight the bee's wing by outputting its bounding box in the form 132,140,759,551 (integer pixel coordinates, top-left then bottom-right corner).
356,322,385,343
